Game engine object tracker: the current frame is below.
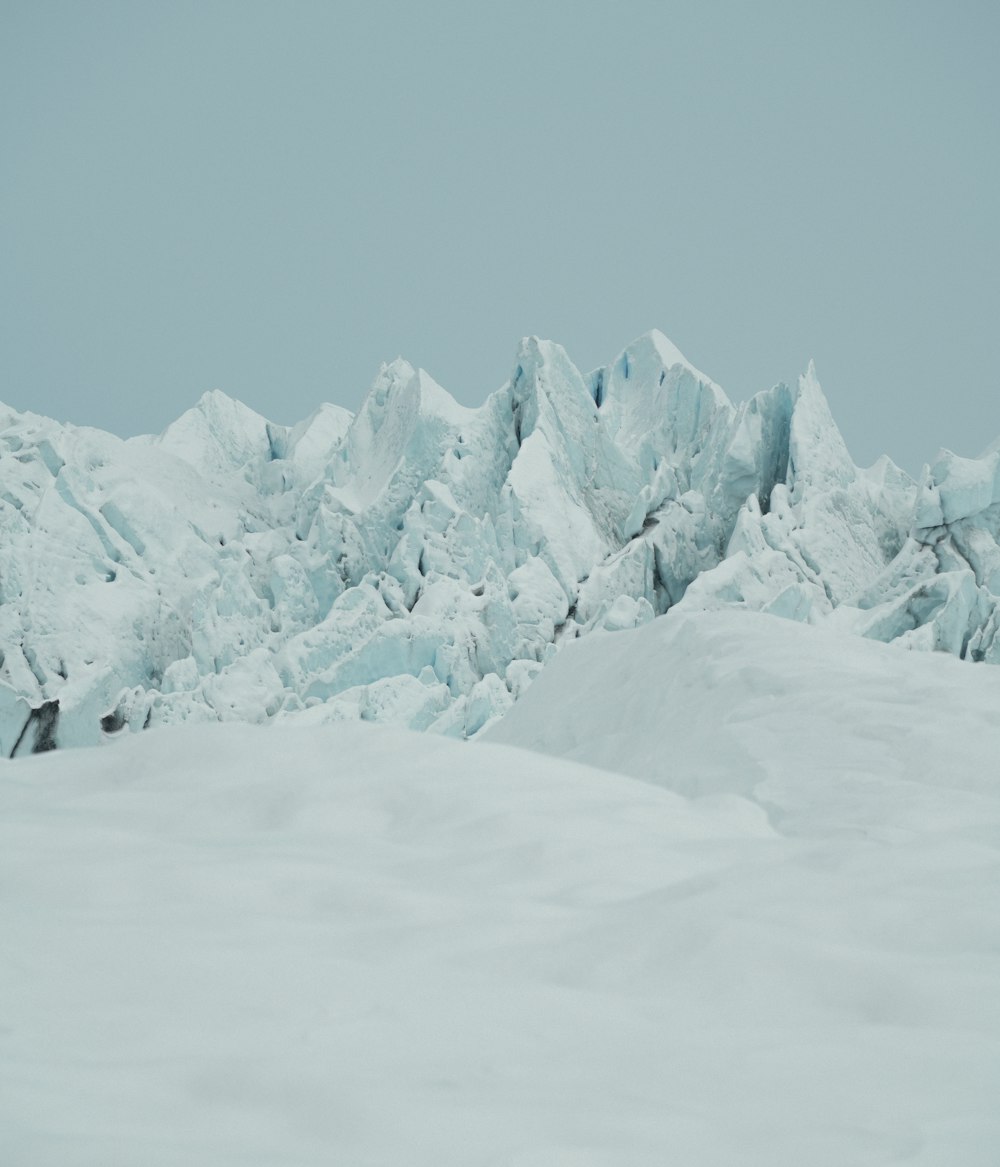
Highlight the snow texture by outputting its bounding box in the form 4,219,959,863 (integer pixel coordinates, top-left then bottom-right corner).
2,330,1000,751
3,609,999,1164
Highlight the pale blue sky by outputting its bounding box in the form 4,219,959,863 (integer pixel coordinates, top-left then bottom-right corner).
2,0,997,473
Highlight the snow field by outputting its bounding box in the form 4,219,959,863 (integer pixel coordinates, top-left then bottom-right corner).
2,609,999,1165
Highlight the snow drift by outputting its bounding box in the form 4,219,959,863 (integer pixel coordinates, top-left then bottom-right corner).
3,609,999,1164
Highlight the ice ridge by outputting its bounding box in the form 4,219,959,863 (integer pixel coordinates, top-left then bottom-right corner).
1,331,997,753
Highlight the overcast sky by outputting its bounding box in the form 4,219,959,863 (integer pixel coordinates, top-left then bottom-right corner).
2,0,997,474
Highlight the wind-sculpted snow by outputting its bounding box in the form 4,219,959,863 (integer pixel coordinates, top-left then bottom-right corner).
2,330,999,752
4,611,1000,1163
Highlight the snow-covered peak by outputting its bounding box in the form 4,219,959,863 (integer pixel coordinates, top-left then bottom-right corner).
508,336,599,445
412,367,477,426
786,360,856,501
510,336,595,406
325,361,472,520
3,328,999,756
285,403,353,483
356,360,473,431
616,329,725,396
156,389,276,476
594,332,733,480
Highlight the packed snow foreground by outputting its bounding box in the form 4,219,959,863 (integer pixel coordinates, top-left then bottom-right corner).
3,330,1000,752
3,611,999,1164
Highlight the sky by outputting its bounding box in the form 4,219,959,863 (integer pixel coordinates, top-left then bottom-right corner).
1,0,997,475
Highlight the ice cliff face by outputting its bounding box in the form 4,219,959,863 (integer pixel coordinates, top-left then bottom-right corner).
2,330,998,754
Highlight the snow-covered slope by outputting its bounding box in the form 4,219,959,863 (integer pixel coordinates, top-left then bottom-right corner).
3,330,1000,753
4,610,999,1165
487,607,1000,826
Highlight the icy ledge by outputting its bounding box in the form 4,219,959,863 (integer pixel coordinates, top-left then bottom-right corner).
1,330,998,753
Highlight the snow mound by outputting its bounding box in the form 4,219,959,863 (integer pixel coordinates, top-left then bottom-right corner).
3,610,999,1163
487,607,1000,828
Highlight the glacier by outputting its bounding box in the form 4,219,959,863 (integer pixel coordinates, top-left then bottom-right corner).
2,329,1000,754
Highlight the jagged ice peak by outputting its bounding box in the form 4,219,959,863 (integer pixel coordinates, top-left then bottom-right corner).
2,329,999,756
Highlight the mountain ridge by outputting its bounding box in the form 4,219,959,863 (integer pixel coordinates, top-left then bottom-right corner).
2,330,998,755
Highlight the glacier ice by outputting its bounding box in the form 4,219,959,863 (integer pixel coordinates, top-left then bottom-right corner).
3,329,1000,752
